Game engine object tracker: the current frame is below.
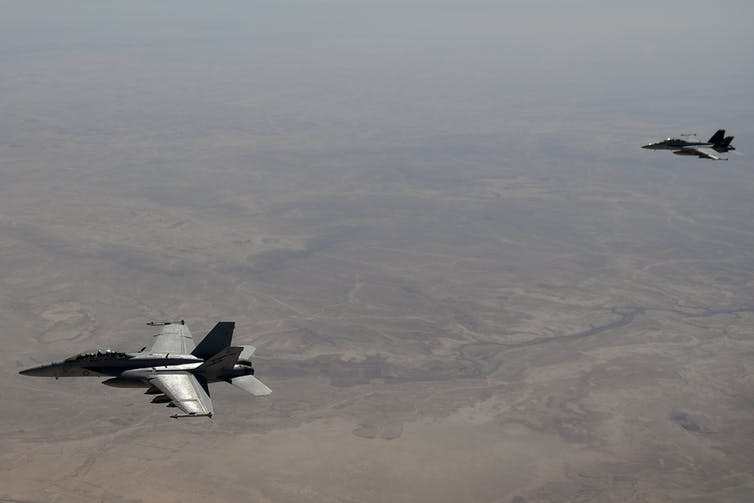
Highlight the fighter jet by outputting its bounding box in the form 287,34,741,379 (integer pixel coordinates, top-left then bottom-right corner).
19,321,271,418
642,129,735,160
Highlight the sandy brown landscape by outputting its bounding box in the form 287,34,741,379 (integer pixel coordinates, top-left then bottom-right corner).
2,2,754,502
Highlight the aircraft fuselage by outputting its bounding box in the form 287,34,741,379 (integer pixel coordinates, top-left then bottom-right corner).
19,350,254,381
642,138,708,150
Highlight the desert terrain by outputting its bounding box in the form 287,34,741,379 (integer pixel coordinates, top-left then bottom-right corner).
2,3,754,501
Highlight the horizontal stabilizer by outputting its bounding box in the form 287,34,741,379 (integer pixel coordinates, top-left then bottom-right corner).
229,375,272,396
238,345,256,362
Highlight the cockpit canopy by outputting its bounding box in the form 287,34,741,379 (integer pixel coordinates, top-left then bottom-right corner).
64,349,130,362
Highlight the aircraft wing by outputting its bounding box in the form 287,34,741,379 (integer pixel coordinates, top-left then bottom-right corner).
681,146,727,160
149,372,213,418
149,322,195,354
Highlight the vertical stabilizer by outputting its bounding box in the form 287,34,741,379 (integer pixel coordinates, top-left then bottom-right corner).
195,346,243,375
192,322,235,358
708,129,725,145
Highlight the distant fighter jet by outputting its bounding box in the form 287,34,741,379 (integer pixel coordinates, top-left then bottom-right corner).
19,321,271,418
642,129,735,160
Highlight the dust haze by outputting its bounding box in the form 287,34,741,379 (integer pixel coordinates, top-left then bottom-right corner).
2,1,754,501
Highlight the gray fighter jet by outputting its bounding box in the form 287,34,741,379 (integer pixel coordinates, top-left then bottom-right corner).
642,129,735,160
19,321,271,418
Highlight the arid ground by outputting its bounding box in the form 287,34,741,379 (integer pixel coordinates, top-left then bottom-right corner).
2,3,754,501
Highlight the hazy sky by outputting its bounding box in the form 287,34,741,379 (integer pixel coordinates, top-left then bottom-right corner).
3,0,752,127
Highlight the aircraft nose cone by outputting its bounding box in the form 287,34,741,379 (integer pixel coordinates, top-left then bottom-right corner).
642,144,652,149
19,364,52,376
